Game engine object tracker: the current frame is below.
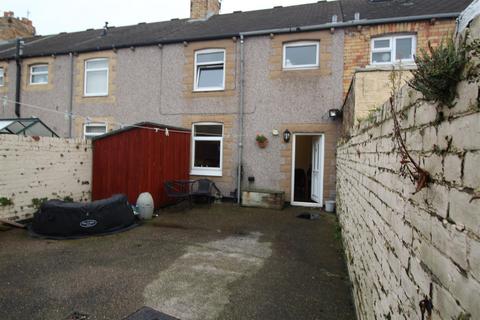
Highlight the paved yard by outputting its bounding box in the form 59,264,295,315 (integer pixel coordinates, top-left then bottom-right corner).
0,204,355,320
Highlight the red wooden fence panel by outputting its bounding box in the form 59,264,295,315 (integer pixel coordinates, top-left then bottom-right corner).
92,123,190,208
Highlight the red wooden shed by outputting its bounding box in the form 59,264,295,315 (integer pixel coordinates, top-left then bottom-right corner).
92,122,191,208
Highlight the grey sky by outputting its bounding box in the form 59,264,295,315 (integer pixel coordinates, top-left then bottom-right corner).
2,0,319,35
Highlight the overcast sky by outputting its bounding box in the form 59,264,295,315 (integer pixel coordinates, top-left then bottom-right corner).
3,0,319,35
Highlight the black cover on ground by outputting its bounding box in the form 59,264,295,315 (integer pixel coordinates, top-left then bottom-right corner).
123,307,179,320
31,194,136,238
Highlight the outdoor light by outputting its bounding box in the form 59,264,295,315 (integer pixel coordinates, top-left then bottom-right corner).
283,129,291,143
329,109,342,120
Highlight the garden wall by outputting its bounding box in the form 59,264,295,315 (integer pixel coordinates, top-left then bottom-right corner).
0,135,92,221
337,17,480,320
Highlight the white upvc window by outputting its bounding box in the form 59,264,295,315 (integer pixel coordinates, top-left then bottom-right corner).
371,35,416,65
29,64,48,84
191,123,223,176
283,41,320,70
0,68,4,86
194,49,225,91
84,58,109,96
84,122,107,140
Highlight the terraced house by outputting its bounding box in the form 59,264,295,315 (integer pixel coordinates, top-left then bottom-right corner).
0,0,472,206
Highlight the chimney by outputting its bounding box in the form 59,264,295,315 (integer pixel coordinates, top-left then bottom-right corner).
190,0,221,20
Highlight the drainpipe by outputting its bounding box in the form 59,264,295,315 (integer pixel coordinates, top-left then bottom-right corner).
68,52,74,138
14,38,24,117
236,34,245,204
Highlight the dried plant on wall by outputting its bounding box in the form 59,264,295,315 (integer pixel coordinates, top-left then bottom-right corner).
390,70,430,193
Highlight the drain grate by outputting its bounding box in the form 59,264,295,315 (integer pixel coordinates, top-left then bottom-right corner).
124,306,179,320
297,212,321,220
66,311,89,320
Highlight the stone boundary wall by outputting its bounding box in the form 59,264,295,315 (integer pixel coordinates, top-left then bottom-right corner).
0,135,92,221
337,18,480,319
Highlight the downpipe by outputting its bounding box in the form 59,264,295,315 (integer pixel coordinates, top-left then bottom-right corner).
236,34,245,204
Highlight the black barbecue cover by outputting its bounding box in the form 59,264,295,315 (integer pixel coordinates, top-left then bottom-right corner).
31,194,136,238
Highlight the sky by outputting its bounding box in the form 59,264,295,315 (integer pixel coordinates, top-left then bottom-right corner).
3,0,320,36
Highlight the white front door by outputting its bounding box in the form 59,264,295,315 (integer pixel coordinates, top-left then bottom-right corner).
311,136,324,205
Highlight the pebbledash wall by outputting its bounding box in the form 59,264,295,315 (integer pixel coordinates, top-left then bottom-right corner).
0,135,92,221
336,17,480,319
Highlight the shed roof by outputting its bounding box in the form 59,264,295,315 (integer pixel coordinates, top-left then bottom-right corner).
92,122,190,141
0,0,472,60
0,118,58,137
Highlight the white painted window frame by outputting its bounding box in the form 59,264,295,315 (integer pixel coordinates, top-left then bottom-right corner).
83,122,108,140
193,49,226,92
84,58,109,97
283,41,320,70
370,35,417,65
0,67,4,86
29,64,49,85
190,122,223,177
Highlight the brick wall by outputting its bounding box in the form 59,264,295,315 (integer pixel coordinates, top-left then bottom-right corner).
343,19,456,96
337,18,480,319
0,135,92,221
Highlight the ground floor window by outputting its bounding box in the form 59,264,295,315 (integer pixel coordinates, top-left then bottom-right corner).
191,123,223,176
83,122,107,139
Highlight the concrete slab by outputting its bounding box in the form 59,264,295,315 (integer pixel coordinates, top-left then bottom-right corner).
0,204,355,320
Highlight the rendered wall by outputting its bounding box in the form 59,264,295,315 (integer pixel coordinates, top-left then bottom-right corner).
0,135,92,221
336,18,480,318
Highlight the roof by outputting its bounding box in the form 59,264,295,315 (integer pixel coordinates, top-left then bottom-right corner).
341,0,472,21
0,0,473,60
0,118,58,137
92,122,190,141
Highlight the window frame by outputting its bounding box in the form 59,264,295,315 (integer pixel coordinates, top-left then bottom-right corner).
190,122,223,177
84,58,109,97
29,64,49,85
282,41,320,70
83,122,108,140
193,49,226,92
0,67,4,86
370,35,416,65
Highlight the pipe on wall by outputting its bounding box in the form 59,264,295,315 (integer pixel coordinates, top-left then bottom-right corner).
68,52,74,138
236,34,245,204
14,38,23,117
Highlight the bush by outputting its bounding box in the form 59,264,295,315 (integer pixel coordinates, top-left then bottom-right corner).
408,35,480,108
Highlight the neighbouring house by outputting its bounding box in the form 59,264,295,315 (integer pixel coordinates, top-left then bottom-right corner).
0,0,472,206
0,11,35,41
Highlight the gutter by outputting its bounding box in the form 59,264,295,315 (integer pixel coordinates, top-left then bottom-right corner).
1,12,461,60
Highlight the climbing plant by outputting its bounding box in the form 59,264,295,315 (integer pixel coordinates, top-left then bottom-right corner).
408,34,480,108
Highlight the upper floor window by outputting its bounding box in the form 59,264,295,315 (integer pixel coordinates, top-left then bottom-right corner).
283,41,319,69
30,64,48,85
0,68,4,86
84,122,107,139
191,123,223,176
84,58,109,96
371,35,416,65
194,49,225,91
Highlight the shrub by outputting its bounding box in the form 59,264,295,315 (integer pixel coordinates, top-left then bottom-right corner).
0,197,13,207
408,35,480,108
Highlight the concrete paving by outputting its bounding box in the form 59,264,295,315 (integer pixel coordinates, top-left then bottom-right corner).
0,204,356,320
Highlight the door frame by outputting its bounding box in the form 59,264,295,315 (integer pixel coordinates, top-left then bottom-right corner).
290,133,325,207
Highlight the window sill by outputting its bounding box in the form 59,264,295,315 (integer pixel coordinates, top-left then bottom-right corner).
29,82,49,86
366,63,416,70
83,94,109,98
190,168,222,177
193,88,225,93
282,66,319,71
